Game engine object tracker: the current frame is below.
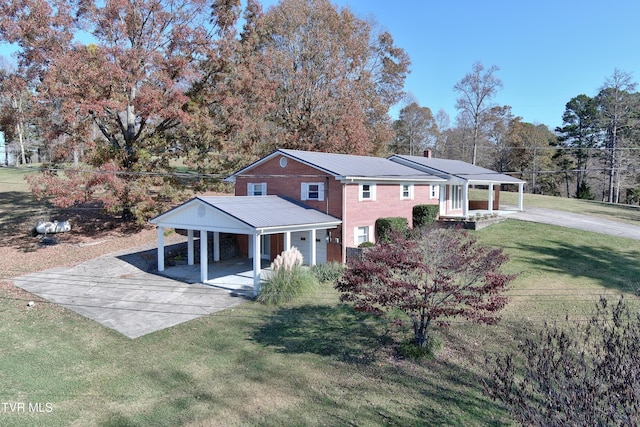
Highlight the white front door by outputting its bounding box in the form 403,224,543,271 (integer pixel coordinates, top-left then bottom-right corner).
439,185,447,215
260,235,270,260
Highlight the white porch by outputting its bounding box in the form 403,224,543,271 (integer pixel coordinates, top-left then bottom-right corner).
150,196,341,297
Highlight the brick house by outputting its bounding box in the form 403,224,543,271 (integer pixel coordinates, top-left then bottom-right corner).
151,149,524,292
226,148,524,263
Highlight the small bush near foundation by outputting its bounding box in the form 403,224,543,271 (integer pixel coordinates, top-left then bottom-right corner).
310,262,346,283
413,204,439,228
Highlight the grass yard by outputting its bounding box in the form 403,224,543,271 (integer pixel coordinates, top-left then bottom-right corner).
2,168,640,426
497,189,640,225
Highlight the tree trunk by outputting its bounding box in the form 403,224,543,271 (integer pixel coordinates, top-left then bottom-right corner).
414,317,431,348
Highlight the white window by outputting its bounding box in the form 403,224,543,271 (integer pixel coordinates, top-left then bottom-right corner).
400,184,414,200
452,185,463,210
355,226,370,245
359,183,376,201
301,182,325,201
247,182,266,196
430,185,440,200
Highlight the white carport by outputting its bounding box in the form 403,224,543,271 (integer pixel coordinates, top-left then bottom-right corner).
150,196,341,296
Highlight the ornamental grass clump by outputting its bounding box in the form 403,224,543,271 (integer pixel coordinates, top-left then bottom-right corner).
257,247,317,305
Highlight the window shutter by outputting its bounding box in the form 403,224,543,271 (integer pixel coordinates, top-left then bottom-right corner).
301,183,308,200
318,183,324,201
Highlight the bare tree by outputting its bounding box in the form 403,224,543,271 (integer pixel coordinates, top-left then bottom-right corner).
454,61,503,165
596,69,638,203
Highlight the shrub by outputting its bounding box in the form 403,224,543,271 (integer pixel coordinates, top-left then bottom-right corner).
310,262,346,283
412,204,439,228
486,296,640,426
375,217,408,242
257,247,317,305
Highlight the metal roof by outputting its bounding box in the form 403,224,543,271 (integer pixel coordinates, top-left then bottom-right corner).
229,149,446,182
389,155,525,184
198,195,340,229
152,196,341,231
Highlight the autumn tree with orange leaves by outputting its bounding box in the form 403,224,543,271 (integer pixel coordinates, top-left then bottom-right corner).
0,0,410,222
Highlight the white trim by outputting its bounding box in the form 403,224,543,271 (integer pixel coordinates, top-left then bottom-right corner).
400,183,414,200
359,183,376,201
354,225,371,245
247,182,267,196
301,182,325,201
430,184,439,200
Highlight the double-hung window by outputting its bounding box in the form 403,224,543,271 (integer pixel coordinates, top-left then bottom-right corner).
359,183,376,201
400,184,414,200
355,226,370,245
430,185,440,200
301,182,324,201
247,182,266,196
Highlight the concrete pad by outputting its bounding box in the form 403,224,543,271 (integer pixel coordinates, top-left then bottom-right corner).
12,245,255,339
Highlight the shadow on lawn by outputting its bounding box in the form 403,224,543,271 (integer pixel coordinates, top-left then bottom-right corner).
515,238,640,291
252,303,392,364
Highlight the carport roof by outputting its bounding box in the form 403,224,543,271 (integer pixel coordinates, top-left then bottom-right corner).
151,195,341,233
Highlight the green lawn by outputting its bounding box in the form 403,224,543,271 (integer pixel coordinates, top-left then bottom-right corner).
2,174,640,425
498,190,640,225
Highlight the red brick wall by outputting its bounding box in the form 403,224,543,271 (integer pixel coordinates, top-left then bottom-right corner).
234,154,439,262
235,154,344,262
343,183,437,247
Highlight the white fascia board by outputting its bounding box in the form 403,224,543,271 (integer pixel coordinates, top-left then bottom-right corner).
256,221,342,235
340,176,447,183
150,221,254,235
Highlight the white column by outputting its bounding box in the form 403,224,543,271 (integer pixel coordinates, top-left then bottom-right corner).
462,183,469,218
157,226,165,272
487,183,494,213
518,183,525,211
284,231,291,251
253,233,261,296
213,232,220,262
200,230,208,282
187,230,194,266
309,229,317,266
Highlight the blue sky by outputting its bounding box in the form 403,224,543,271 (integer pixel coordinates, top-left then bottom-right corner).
328,0,640,129
2,0,638,130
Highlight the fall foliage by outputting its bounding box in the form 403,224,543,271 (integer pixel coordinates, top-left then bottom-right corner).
336,227,513,348
0,0,409,221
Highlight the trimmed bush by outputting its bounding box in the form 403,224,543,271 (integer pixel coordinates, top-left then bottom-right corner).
375,217,408,242
413,204,439,228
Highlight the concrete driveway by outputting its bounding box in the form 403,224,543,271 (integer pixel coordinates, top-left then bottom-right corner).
12,243,253,339
510,206,640,240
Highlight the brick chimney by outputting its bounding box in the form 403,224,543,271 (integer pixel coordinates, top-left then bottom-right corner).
423,149,432,158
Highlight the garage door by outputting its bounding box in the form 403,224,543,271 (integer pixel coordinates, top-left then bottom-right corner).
291,231,327,264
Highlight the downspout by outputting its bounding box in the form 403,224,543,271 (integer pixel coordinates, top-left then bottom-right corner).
342,182,347,264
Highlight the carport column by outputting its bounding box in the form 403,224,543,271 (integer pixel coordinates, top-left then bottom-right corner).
462,182,469,218
309,229,317,266
213,232,220,262
518,182,525,211
200,230,208,282
157,226,165,272
253,233,261,296
187,230,194,266
284,231,291,251
487,183,494,213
